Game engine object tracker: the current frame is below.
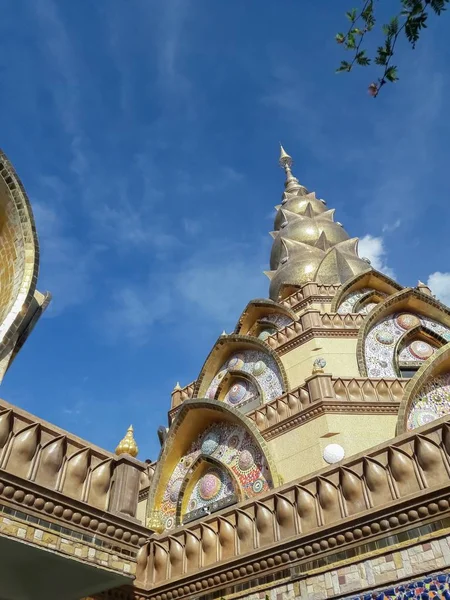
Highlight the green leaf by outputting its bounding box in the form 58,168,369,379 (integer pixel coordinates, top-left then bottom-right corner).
385,65,399,82
355,50,370,66
346,32,356,49
346,8,358,22
336,60,352,73
335,32,345,44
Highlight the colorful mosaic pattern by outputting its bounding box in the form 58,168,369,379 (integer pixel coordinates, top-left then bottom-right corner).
223,378,258,406
187,467,234,512
338,288,387,315
206,350,283,404
259,313,293,329
399,340,436,363
343,572,450,599
407,372,450,430
365,313,450,377
160,423,272,530
338,288,371,314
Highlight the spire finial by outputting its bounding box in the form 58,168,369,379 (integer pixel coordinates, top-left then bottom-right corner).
115,424,139,458
278,144,301,191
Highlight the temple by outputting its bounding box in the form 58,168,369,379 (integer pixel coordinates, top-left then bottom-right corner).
0,146,450,599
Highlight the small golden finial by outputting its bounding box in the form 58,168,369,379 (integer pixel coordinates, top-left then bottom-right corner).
221,330,227,336
278,144,303,192
279,144,293,169
174,381,181,391
115,425,139,458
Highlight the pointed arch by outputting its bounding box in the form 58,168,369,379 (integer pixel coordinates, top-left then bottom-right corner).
146,399,280,531
0,150,50,378
357,288,450,377
176,455,242,525
214,369,264,412
234,298,297,336
193,334,289,402
331,269,402,313
397,344,450,434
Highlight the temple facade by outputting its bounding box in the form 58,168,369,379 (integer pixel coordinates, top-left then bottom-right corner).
0,146,450,599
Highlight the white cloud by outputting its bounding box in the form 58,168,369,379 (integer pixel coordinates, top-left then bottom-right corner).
427,272,450,307
358,234,396,280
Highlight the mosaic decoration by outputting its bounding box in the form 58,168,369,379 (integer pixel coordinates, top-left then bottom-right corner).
258,328,277,342
223,378,258,406
259,313,293,329
186,467,234,513
343,572,450,599
160,422,272,530
337,288,371,314
399,340,435,363
407,372,450,430
365,313,450,377
338,288,387,315
358,301,378,315
206,350,283,405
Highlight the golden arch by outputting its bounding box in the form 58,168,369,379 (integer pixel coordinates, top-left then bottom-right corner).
193,334,289,399
176,454,242,525
146,398,281,528
356,288,450,377
234,298,297,336
396,344,450,434
331,269,402,313
0,150,50,379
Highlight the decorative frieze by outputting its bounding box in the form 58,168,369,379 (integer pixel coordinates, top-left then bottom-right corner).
132,418,450,598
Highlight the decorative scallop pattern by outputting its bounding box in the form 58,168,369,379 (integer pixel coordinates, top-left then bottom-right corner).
160,423,272,530
206,350,283,405
365,313,450,377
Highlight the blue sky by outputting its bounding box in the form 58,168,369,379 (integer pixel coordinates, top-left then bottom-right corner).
1,0,449,461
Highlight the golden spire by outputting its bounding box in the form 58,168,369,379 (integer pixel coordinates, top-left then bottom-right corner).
115,425,139,458
266,145,370,300
279,144,301,192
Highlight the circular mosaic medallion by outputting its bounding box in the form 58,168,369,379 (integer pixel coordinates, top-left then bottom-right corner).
258,329,276,342
396,313,421,331
199,470,222,501
169,479,183,504
227,380,248,405
238,448,255,472
201,431,221,455
228,354,245,371
252,479,264,493
253,360,267,376
410,408,439,429
165,516,175,529
409,340,434,360
228,434,240,449
188,499,197,512
375,330,394,345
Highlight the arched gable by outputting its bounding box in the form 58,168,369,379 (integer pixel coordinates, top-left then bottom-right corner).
146,399,279,531
331,269,402,314
234,298,296,337
0,150,50,376
357,288,450,377
194,334,288,403
397,345,450,434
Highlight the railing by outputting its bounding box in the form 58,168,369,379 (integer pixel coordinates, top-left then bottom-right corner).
136,417,450,590
333,377,408,403
0,401,142,512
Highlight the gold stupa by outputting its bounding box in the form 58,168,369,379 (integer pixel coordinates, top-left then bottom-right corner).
265,146,369,300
